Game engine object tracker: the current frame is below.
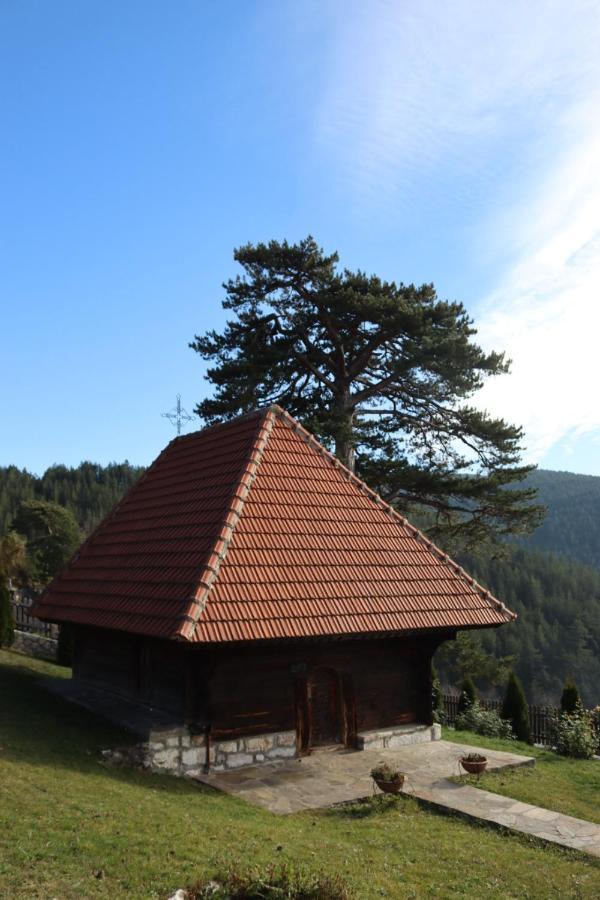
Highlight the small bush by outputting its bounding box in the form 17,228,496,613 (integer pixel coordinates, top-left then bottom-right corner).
549,705,597,759
187,862,352,899
0,579,15,648
560,678,581,715
461,752,486,763
457,675,477,715
431,665,445,724
501,672,532,743
591,707,600,754
370,762,404,782
455,702,513,739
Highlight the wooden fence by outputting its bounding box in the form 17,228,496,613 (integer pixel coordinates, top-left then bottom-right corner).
9,599,57,639
443,693,560,745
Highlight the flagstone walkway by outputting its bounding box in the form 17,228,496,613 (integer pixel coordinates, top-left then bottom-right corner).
413,777,600,856
199,740,600,857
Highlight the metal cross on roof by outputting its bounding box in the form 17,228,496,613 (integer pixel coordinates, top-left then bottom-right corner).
161,394,193,435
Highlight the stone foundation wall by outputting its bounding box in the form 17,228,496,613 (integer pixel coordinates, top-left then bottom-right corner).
12,629,58,662
104,727,297,778
357,723,441,750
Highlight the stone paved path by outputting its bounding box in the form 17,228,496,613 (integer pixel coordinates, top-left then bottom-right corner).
412,778,600,857
199,740,600,857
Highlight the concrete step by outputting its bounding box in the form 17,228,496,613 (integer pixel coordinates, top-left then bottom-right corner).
357,723,441,750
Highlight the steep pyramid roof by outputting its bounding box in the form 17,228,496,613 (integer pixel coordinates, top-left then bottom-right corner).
32,406,515,642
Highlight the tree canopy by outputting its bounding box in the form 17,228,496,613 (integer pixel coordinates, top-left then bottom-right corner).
0,531,27,582
11,500,81,587
191,236,543,547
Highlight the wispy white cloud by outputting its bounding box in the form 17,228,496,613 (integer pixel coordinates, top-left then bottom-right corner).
317,1,600,206
317,0,600,464
476,112,600,462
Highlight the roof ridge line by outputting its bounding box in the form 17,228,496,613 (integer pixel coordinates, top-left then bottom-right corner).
171,407,278,641
271,407,515,623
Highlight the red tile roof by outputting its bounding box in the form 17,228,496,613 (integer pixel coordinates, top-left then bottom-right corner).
32,406,515,642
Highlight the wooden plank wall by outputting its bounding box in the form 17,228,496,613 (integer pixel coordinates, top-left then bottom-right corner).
73,627,449,741
201,635,444,743
73,626,186,716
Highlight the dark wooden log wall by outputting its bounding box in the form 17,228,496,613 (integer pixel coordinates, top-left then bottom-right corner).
200,635,448,745
72,626,452,743
73,626,187,717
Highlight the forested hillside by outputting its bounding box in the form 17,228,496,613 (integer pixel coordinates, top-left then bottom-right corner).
0,462,144,537
522,469,600,569
458,547,600,708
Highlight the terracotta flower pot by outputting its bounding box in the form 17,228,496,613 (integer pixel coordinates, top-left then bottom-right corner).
460,757,488,775
374,774,405,794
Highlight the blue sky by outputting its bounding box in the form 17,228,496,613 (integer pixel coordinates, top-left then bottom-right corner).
2,0,600,476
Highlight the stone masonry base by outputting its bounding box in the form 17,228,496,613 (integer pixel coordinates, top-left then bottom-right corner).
12,630,58,662
103,723,441,778
103,728,297,778
356,723,441,750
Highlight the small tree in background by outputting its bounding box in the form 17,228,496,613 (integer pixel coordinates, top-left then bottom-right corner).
457,675,477,715
11,500,81,587
434,631,513,689
0,531,28,586
0,579,15,648
501,671,532,743
431,664,445,723
560,677,581,714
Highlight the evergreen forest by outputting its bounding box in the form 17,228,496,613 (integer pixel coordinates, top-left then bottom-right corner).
457,546,600,708
0,462,144,537
520,468,600,570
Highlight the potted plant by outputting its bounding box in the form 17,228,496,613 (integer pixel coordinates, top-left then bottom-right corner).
459,752,488,775
370,762,406,794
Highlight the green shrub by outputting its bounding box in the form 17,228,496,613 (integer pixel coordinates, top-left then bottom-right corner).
501,671,532,743
591,707,600,754
431,665,445,723
0,579,15,648
457,675,477,715
461,752,486,763
187,861,352,899
560,678,581,715
370,762,404,782
455,702,513,739
549,705,597,759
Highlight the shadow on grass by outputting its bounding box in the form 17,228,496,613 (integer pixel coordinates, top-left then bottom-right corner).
0,652,215,798
326,794,414,819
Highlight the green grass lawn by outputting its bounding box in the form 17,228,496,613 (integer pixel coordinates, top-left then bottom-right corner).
444,727,600,825
1,650,599,900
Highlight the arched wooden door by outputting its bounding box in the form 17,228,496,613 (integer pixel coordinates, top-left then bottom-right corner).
307,667,342,748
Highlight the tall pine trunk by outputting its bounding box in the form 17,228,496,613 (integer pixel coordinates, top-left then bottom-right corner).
333,396,355,471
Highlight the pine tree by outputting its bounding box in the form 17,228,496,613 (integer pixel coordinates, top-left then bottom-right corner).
190,236,543,549
457,675,477,714
560,677,581,714
0,578,14,648
501,671,532,743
